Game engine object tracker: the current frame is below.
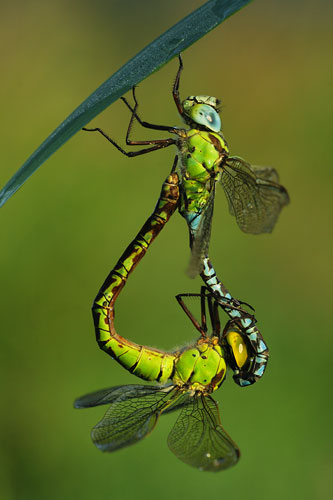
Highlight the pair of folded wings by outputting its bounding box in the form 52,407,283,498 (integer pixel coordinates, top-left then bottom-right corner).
188,156,290,277
74,384,239,471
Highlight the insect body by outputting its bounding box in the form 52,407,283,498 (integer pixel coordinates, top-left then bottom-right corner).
76,294,242,471
83,55,289,277
177,126,228,275
94,169,267,386
176,89,289,275
75,173,262,470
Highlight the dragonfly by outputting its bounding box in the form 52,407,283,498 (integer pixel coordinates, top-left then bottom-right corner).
75,287,246,471
75,174,267,469
94,169,267,387
83,54,290,277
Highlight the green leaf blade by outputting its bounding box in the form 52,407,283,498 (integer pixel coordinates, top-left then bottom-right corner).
0,0,253,207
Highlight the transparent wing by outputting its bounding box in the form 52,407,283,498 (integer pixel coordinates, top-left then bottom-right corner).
81,385,182,452
187,188,215,278
167,394,240,471
162,391,192,414
220,156,289,234
74,384,166,408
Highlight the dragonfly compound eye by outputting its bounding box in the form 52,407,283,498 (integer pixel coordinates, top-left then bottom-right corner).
225,330,249,370
183,102,221,133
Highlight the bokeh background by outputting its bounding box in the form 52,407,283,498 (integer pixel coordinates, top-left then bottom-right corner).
1,1,332,499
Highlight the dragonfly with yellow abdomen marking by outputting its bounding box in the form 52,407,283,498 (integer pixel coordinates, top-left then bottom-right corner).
76,282,254,471
75,174,268,469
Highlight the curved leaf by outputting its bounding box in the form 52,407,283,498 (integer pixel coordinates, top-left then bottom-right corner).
0,0,253,207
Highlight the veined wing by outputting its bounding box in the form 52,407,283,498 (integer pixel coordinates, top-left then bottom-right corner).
187,187,215,278
162,391,192,414
74,384,191,411
167,394,240,471
78,385,182,452
220,156,289,234
74,384,169,408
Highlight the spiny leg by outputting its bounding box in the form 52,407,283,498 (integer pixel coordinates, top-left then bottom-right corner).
121,86,179,133
82,125,177,157
120,54,186,134
206,291,216,333
176,287,224,338
175,293,207,337
176,289,251,318
170,155,178,173
121,86,179,145
200,286,207,333
173,54,184,116
199,287,223,337
83,82,178,155
213,299,221,337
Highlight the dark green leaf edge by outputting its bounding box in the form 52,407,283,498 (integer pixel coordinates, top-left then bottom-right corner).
0,0,253,207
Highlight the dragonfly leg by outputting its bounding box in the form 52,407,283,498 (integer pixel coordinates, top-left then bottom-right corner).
206,292,215,333
200,286,207,333
121,86,180,133
175,293,207,337
198,287,222,337
176,288,224,338
82,126,177,157
170,155,178,173
214,301,221,337
211,297,221,337
173,54,184,116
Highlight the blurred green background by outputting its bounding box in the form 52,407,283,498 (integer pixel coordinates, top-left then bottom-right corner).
1,0,332,499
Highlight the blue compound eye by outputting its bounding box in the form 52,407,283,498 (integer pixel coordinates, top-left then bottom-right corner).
188,104,221,132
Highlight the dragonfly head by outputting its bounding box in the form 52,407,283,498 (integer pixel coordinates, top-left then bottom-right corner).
223,322,266,387
182,95,221,133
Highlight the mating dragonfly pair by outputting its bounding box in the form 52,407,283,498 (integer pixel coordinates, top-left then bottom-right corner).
75,56,289,471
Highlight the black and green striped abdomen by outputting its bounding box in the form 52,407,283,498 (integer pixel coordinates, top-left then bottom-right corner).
102,334,175,383
92,173,179,384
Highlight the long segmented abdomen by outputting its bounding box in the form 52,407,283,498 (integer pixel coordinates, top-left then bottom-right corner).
92,173,179,384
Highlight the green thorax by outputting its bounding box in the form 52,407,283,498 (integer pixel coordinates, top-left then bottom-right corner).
178,129,229,214
173,336,226,394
